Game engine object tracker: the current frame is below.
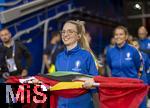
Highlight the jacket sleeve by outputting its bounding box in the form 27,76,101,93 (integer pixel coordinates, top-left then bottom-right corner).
55,56,59,71
133,49,141,72
144,54,150,73
0,46,8,73
106,49,112,70
19,43,32,70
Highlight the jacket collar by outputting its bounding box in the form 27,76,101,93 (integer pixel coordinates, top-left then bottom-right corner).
115,42,128,49
139,38,147,41
65,44,81,55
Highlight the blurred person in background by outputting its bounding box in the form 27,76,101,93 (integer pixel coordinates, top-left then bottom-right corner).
138,26,150,107
85,32,103,75
43,31,64,74
106,26,141,79
127,34,134,44
131,39,150,84
0,28,32,81
131,39,150,108
138,26,150,58
102,37,116,77
106,26,146,108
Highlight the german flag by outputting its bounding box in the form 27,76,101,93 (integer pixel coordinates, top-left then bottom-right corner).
6,72,149,108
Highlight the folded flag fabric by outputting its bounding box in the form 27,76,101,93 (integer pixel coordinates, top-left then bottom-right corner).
38,71,92,82
6,72,150,108
94,76,149,108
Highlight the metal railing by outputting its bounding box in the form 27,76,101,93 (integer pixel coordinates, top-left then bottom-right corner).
11,7,82,74
0,0,23,7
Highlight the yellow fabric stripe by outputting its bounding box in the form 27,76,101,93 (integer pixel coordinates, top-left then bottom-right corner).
50,82,84,91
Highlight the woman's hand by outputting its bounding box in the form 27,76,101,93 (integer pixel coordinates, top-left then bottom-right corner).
21,69,28,77
27,79,42,84
82,78,94,89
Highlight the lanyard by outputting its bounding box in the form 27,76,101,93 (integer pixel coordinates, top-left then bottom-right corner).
5,43,15,59
12,43,15,58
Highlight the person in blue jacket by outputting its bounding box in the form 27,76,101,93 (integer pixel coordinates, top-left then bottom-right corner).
138,26,150,104
138,26,150,58
106,26,147,108
106,26,141,78
131,39,150,108
55,20,99,108
131,39,150,84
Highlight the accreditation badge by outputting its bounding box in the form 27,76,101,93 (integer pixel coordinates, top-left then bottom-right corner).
6,58,17,72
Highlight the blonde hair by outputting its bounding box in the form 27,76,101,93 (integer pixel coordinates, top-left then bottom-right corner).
65,20,88,48
114,26,129,36
64,20,99,66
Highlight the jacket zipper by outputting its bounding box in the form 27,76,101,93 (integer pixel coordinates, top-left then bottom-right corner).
120,49,122,72
66,55,70,71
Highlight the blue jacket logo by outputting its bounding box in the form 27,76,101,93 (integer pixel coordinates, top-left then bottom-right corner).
72,60,81,72
125,52,132,60
147,68,150,74
76,60,80,68
148,43,150,49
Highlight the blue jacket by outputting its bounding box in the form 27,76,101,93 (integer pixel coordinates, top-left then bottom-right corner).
140,52,149,84
106,43,141,78
55,44,98,108
139,38,150,58
141,52,150,84
139,38,150,84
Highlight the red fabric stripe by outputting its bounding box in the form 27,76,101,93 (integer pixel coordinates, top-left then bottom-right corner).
94,76,149,108
6,76,149,108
